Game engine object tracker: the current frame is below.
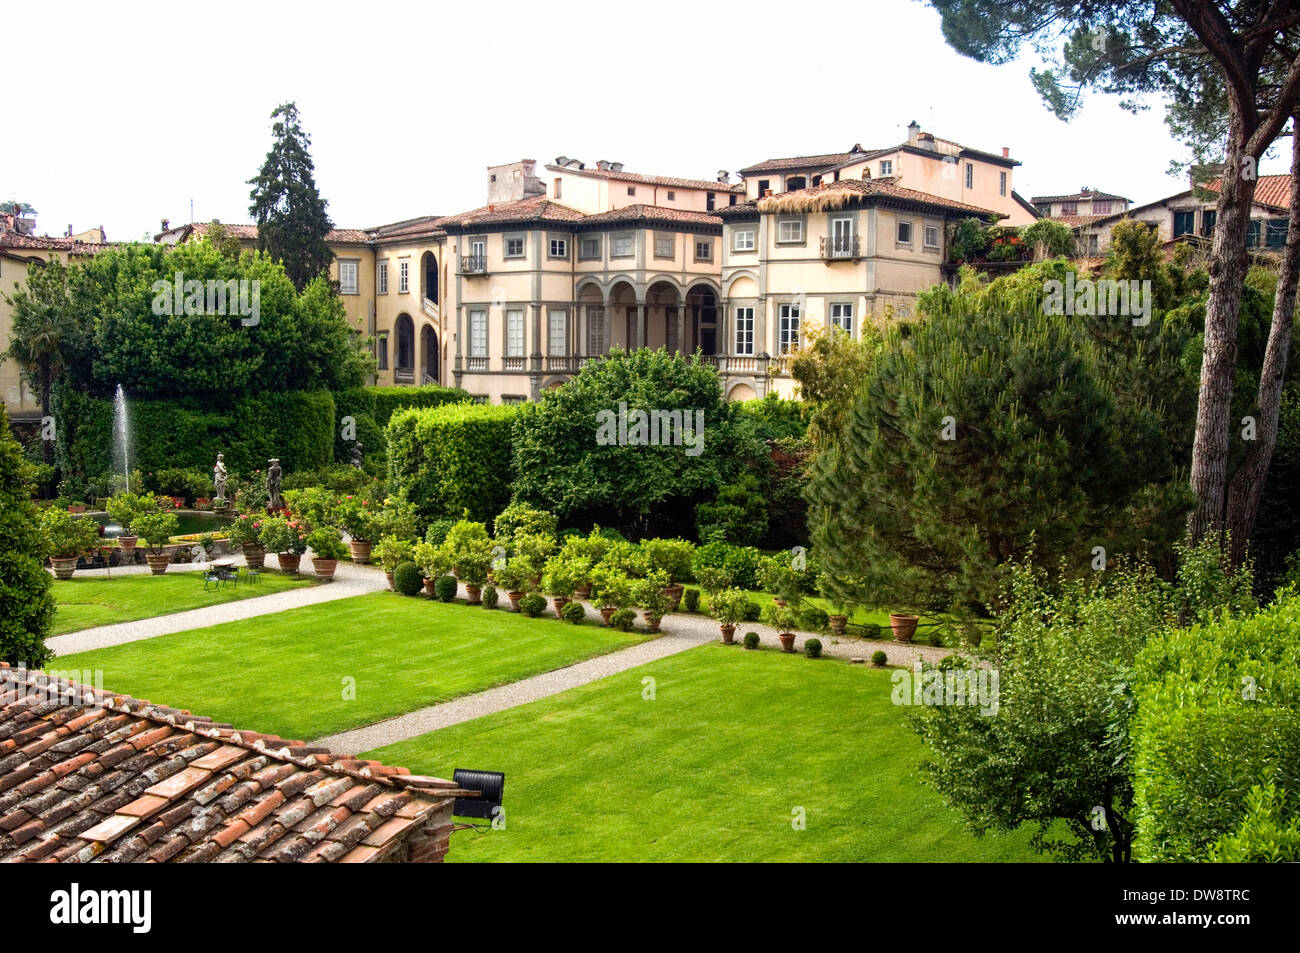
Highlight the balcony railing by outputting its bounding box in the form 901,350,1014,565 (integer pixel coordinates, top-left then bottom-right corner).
545,355,581,372
394,367,415,384
466,356,488,371
459,255,488,275
502,356,526,372
820,235,861,261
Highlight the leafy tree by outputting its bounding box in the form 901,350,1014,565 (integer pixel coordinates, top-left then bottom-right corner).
789,323,882,447
247,102,334,291
1,200,36,215
0,402,55,667
1022,218,1075,258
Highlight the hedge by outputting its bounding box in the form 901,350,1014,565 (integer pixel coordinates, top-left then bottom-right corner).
1131,595,1300,861
333,384,469,464
387,402,517,523
53,386,336,486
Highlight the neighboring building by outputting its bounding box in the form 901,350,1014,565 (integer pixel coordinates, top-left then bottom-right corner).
738,121,1035,226
716,178,1004,399
1030,187,1132,256
0,663,468,863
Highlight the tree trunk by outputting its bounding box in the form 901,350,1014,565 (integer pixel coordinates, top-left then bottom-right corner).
1188,98,1259,545
1225,121,1300,565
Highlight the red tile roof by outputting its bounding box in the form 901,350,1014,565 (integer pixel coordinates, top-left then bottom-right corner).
434,196,587,229
579,204,723,227
157,222,373,245
1050,215,1109,228
738,150,870,175
756,177,1004,218
1030,189,1131,203
546,165,744,193
1201,174,1292,209
0,232,114,255
0,664,468,863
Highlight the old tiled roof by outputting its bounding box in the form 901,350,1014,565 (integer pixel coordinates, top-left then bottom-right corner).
738,150,869,175
546,165,744,193
0,664,467,863
0,232,113,255
370,215,446,242
436,196,587,229
1030,189,1131,203
579,204,723,227
757,178,1004,218
1201,173,1292,209
164,222,373,245
1050,214,1108,228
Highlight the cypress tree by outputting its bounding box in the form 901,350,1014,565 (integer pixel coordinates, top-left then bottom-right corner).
0,402,55,667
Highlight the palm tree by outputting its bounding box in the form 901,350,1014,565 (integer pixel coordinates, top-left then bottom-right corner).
5,258,74,464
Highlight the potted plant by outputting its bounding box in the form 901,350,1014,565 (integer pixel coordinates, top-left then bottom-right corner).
543,553,579,618
133,510,179,575
373,534,414,589
590,564,635,626
413,540,452,597
759,556,803,608
889,611,920,644
642,538,694,611
443,520,493,604
105,491,150,551
634,569,672,633
259,515,308,574
307,526,347,581
227,512,266,569
764,600,800,653
493,555,536,612
337,495,380,563
40,508,102,580
708,587,751,644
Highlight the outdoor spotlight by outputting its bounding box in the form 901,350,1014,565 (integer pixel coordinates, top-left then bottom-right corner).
453,768,505,820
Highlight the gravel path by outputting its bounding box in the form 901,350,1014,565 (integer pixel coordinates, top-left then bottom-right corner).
313,588,957,753
48,556,389,656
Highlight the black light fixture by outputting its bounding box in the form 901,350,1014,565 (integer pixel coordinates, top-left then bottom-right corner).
453,768,505,821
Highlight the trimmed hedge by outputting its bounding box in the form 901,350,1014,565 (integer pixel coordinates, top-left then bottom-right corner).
53,387,336,486
1131,595,1300,862
333,384,469,464
387,402,518,524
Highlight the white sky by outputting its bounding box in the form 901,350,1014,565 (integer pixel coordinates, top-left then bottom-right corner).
7,0,1290,241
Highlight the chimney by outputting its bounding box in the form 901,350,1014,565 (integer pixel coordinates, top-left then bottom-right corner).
907,120,921,145
1001,147,1009,158
554,155,570,167
596,159,611,171
717,170,729,183
66,224,72,237
609,162,624,173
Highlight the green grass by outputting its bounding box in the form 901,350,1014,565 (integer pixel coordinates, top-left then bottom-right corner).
51,571,315,635
57,592,645,740
367,644,1043,862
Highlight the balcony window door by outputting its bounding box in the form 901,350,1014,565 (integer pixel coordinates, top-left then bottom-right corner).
831,217,854,256
778,304,800,354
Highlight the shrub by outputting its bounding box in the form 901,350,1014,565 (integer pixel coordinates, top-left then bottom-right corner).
692,541,763,590
804,638,823,659
493,555,537,595
740,598,762,622
444,518,494,587
519,593,547,617
710,587,753,627
306,526,348,561
694,566,734,595
542,553,582,598
40,508,101,559
393,560,423,596
1205,783,1300,862
589,564,635,608
742,631,760,650
641,538,695,585
387,403,518,523
259,516,309,555
798,605,829,632
132,511,179,553
105,491,154,533
694,472,768,546
227,512,264,547
871,649,888,666
425,518,455,547
373,534,414,573
610,607,637,631
928,632,944,648
482,584,499,610
428,574,455,602
863,623,883,639
561,600,586,624
634,569,672,618
682,588,701,613
0,404,54,667
494,502,558,549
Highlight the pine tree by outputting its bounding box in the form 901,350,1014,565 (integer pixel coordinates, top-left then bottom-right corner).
0,402,55,668
247,102,334,291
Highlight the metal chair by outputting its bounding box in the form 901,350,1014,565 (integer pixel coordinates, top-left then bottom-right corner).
202,570,223,591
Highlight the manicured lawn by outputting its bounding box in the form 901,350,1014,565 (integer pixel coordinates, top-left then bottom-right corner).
57,592,645,740
367,644,1043,863
51,572,315,635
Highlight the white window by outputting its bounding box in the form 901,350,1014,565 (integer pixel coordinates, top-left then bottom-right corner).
377,260,388,294
548,309,568,355
587,306,606,355
399,260,409,293
549,237,568,259
965,163,974,188
338,260,358,295
880,159,893,176
778,304,800,354
831,302,853,336
506,309,524,358
612,234,634,257
830,217,855,256
924,224,940,248
469,310,488,358
777,219,803,243
734,307,754,355
999,171,1007,196
897,220,913,244
654,234,675,258
505,236,525,258
734,229,755,251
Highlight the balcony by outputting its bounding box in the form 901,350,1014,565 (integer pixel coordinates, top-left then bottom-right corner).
459,255,488,276
394,367,415,384
545,355,581,372
466,356,488,371
820,235,861,261
503,356,526,372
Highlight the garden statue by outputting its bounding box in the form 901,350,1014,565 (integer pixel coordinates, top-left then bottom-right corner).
266,458,283,511
351,442,364,470
213,453,228,503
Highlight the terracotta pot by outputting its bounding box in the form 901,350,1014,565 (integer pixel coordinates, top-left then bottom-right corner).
424,577,437,597
241,543,265,570
195,498,210,509
890,613,919,643
66,504,86,514
276,552,302,575
828,614,848,637
599,606,617,625
773,597,788,607
117,535,139,551
575,584,592,600
170,497,186,509
312,557,338,581
663,584,683,612
778,632,796,653
348,539,373,565
385,570,395,590
145,552,171,575
643,612,661,633
50,556,79,580
720,623,736,644
551,595,570,618
466,585,482,605
508,591,524,612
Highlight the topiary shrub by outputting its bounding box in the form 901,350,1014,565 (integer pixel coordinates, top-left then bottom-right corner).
519,593,547,617
742,631,760,650
682,588,701,613
435,574,459,603
425,519,455,547
864,623,883,639
871,649,887,666
393,560,423,596
482,584,499,610
740,598,761,622
804,638,823,659
560,600,586,625
610,607,637,631
799,605,829,632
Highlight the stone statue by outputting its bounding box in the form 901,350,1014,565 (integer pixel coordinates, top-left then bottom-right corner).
213,453,228,503
350,442,364,470
266,458,283,511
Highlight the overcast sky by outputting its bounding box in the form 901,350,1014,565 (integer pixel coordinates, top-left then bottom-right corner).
8,0,1290,241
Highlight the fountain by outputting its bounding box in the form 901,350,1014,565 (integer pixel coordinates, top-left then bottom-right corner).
111,384,132,494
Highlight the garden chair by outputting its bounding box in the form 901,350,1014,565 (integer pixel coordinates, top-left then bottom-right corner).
242,566,261,585
202,569,223,591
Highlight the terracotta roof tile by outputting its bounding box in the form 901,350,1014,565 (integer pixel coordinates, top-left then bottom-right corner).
434,196,587,229
756,178,1004,219
578,204,723,227
0,664,467,864
1201,173,1291,209
546,164,744,193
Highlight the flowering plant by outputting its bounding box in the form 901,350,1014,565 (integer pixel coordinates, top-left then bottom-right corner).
259,515,309,555
227,512,264,546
